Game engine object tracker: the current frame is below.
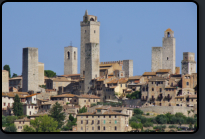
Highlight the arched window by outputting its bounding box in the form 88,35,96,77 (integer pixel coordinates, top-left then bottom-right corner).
90,18,94,21
74,51,76,60
167,32,170,37
67,51,70,59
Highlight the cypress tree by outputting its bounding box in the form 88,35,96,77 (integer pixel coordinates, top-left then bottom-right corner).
13,94,23,116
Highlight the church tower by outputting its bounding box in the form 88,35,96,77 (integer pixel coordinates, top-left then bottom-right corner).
64,46,78,75
80,10,100,77
162,28,176,74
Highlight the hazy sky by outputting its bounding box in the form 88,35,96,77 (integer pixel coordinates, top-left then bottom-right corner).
2,2,197,76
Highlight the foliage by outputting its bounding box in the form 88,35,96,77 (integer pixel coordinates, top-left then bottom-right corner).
44,70,56,77
126,91,141,99
78,106,87,113
39,85,46,89
3,64,11,78
49,102,66,128
69,114,74,122
146,113,149,116
6,116,18,126
12,73,18,78
164,113,174,124
133,108,143,115
2,115,7,127
169,125,176,128
189,123,193,129
18,115,26,119
28,115,60,132
155,114,167,124
12,94,24,116
66,102,70,105
23,125,36,132
186,117,195,124
61,117,77,131
130,122,143,130
4,124,17,132
143,122,153,127
91,103,97,107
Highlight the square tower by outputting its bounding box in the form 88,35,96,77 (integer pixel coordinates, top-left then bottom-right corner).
64,46,78,75
22,47,39,92
123,60,133,78
151,47,162,72
2,70,9,93
84,43,100,94
80,10,100,77
38,62,44,85
181,52,196,75
162,28,176,74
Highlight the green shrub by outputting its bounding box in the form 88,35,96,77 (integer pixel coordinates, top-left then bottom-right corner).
143,122,153,127
169,125,176,128
146,113,149,116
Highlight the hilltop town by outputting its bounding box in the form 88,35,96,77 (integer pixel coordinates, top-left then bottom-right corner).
2,10,197,132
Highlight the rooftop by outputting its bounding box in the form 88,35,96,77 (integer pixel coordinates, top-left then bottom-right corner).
143,72,156,76
156,69,171,73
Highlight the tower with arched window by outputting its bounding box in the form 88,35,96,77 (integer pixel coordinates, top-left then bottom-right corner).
80,10,100,77
64,46,78,75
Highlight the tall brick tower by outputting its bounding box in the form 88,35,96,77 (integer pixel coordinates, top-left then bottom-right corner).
80,10,100,77
181,52,196,75
84,43,100,94
64,46,78,75
162,28,176,74
22,47,39,92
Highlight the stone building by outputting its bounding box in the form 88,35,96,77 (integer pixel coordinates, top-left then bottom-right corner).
64,46,78,75
38,62,44,85
181,52,196,75
9,76,22,90
2,70,9,93
123,60,133,78
152,28,176,74
14,118,31,132
22,47,39,92
76,110,129,132
80,10,100,77
84,43,100,94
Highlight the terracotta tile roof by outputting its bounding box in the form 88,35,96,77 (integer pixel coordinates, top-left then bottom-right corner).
51,94,77,98
107,79,118,84
165,28,173,32
188,95,197,99
148,77,167,82
25,94,37,98
60,74,80,77
119,78,128,84
128,76,142,80
156,69,171,73
77,94,100,99
143,72,156,76
134,81,140,83
2,92,27,98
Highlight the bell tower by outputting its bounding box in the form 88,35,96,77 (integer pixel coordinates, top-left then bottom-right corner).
80,10,100,77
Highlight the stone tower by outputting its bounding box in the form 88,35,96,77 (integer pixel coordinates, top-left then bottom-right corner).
181,52,196,75
64,46,78,75
84,43,100,94
123,60,133,78
162,28,176,74
2,70,9,93
80,10,100,77
22,47,39,92
38,62,44,85
151,47,162,72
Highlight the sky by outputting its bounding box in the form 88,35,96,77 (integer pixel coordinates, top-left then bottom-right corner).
2,2,197,76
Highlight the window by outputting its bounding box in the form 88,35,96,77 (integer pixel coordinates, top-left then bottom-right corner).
115,126,117,130
103,126,106,130
34,98,35,100
92,127,94,130
86,120,88,124
88,99,90,102
104,115,105,118
86,116,88,118
109,115,111,118
84,100,86,102
167,32,170,37
152,82,153,84
115,120,117,124
109,120,111,124
81,127,83,130
67,51,70,59
85,30,86,33
192,99,193,102
121,84,122,87
152,88,154,91
19,121,21,124
92,120,94,124
186,82,189,86
167,57,169,60
81,120,83,124
92,116,94,118
98,120,100,124
103,120,106,124
115,115,117,118
98,126,100,130
160,88,162,92
98,116,100,118
94,30,96,33
74,51,76,60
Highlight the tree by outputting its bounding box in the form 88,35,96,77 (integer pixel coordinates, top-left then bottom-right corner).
155,115,167,124
6,116,18,126
29,115,60,132
187,110,191,117
69,114,74,122
62,117,77,131
13,94,23,116
133,108,143,115
23,125,36,132
12,73,18,78
78,106,87,113
130,122,143,131
4,124,17,132
49,102,65,128
164,113,174,124
2,115,7,127
126,91,141,99
3,64,11,78
44,70,56,77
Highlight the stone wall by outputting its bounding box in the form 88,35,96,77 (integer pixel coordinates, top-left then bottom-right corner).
64,46,78,75
122,99,142,107
22,47,39,92
123,60,133,78
2,70,9,93
140,106,193,116
151,47,162,72
38,62,44,85
84,43,100,94
181,52,196,75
